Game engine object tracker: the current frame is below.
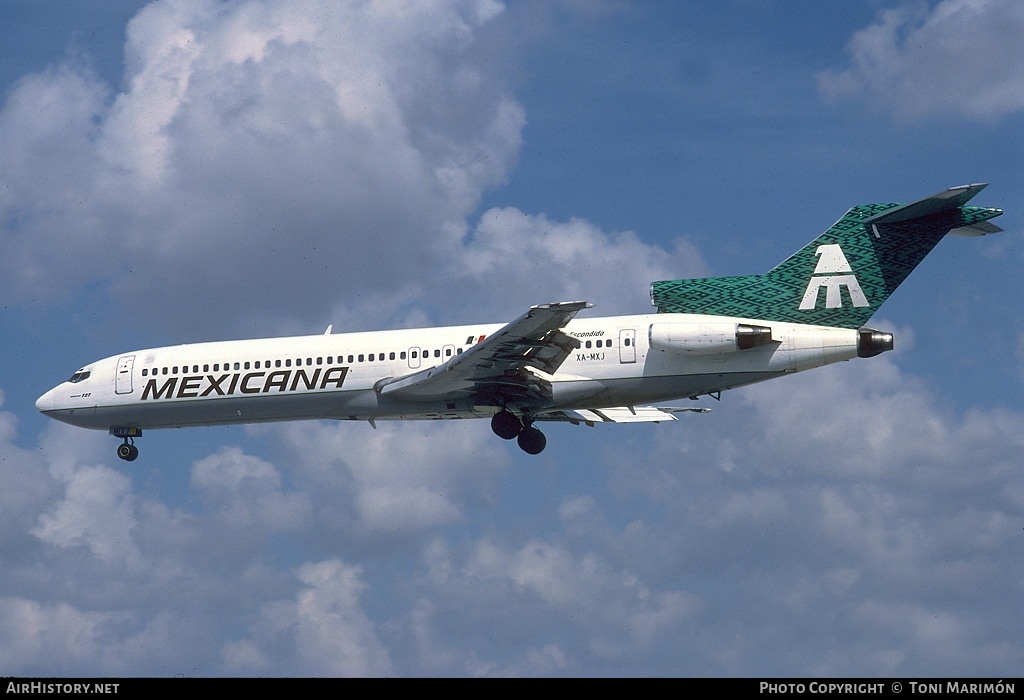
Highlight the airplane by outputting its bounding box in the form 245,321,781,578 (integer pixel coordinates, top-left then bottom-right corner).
36,184,1003,461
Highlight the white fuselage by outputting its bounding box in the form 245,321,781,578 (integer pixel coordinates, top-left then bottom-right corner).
36,312,863,432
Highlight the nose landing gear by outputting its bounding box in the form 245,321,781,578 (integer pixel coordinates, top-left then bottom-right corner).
116,439,139,462
110,427,141,462
490,409,547,455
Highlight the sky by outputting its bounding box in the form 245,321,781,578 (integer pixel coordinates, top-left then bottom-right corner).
0,0,1021,677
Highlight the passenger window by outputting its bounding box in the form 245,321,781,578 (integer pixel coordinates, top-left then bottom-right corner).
401,351,407,359
389,352,396,360
434,349,440,358
317,357,323,365
586,341,592,349
445,348,452,357
234,362,240,370
358,354,364,362
204,364,210,372
142,369,148,377
244,362,250,370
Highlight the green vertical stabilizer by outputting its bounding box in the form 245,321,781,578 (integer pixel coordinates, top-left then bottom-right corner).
650,185,1002,328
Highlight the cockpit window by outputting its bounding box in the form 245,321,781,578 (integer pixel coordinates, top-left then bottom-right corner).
67,370,91,383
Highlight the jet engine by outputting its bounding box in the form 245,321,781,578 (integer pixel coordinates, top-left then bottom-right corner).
649,322,775,354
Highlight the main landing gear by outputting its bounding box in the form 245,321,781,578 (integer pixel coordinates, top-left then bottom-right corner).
111,427,141,462
490,410,547,455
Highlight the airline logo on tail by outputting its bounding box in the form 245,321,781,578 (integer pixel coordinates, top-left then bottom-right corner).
798,244,868,310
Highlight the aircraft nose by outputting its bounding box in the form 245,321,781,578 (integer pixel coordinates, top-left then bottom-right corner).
35,388,55,413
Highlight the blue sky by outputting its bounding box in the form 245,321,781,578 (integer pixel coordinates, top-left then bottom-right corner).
0,0,1021,676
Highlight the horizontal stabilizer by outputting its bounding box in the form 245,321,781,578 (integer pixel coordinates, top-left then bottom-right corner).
538,405,711,425
864,183,990,224
949,220,1003,237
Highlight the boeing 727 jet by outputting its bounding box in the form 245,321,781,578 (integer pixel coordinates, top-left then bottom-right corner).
37,184,1003,460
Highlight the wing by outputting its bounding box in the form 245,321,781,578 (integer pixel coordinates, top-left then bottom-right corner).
375,301,591,406
536,405,711,425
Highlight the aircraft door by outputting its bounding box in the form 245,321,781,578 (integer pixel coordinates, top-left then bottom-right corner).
115,355,135,394
619,329,636,363
408,347,421,369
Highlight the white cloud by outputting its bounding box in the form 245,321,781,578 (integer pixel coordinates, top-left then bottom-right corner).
0,0,706,338
0,0,524,333
605,356,1024,674
272,419,508,536
420,534,703,671
32,463,144,568
223,559,392,676
818,0,1024,121
1,343,1022,675
190,446,312,534
447,207,707,317
0,597,128,672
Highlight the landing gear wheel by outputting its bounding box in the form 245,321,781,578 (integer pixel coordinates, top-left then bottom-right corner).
517,426,547,455
491,410,523,440
116,440,139,462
